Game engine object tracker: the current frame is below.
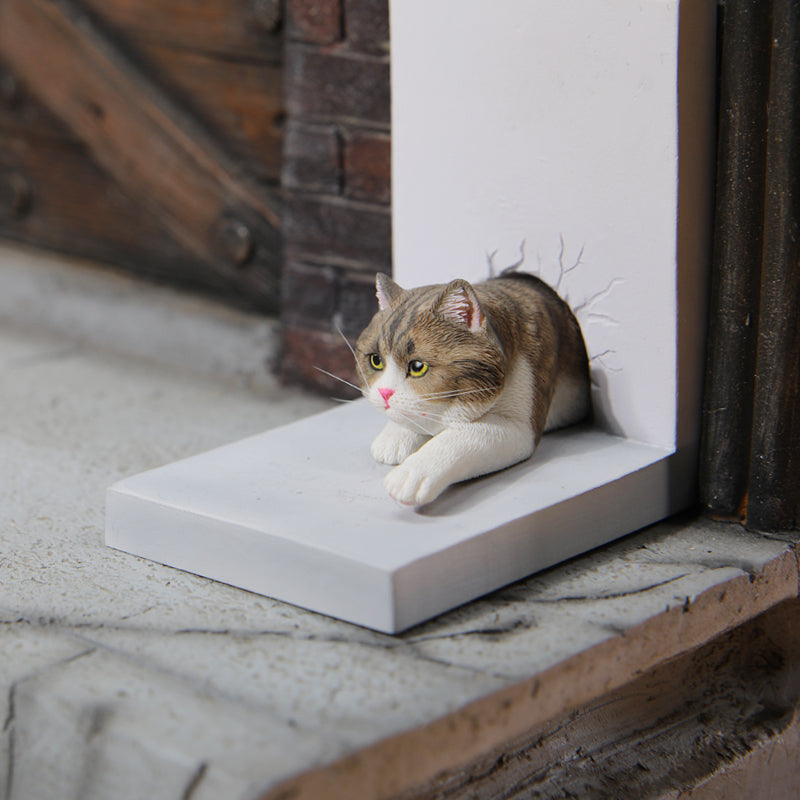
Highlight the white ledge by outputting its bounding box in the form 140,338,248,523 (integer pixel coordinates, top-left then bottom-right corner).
106,401,678,633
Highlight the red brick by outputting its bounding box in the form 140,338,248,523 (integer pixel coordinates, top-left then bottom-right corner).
343,129,390,203
285,43,390,126
280,323,361,397
281,0,394,396
282,122,342,194
281,261,338,327
286,0,343,45
338,269,381,338
344,0,390,55
284,193,391,267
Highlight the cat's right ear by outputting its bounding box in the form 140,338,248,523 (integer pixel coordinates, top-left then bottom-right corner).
375,273,404,311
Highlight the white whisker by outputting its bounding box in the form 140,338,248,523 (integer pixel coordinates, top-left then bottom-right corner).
334,324,370,388
394,409,437,437
388,400,450,427
417,387,492,401
313,366,365,395
406,405,449,421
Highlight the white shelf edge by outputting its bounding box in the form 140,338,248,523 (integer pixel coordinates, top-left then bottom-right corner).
105,403,679,634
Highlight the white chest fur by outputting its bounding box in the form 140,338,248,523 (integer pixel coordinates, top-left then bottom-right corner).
369,355,536,505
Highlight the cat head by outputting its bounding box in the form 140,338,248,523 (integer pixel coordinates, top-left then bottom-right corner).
354,274,506,431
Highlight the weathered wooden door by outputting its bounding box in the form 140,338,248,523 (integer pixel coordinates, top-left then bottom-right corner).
0,0,283,311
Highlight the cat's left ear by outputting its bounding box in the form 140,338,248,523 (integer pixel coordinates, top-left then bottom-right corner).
375,273,405,311
434,279,486,333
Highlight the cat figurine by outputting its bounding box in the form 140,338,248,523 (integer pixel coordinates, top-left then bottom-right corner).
354,270,591,506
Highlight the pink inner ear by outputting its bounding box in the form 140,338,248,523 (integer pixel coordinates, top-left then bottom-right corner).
441,290,484,331
376,285,392,311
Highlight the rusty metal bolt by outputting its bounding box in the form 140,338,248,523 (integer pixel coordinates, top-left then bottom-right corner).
0,172,33,219
219,218,255,267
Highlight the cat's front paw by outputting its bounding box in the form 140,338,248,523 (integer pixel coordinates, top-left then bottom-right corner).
371,423,428,466
384,461,447,506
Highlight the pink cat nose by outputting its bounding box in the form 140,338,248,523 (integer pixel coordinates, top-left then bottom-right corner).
378,388,394,407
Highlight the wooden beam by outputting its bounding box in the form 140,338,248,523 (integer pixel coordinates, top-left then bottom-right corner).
748,0,800,532
698,0,772,519
0,0,281,286
78,0,283,62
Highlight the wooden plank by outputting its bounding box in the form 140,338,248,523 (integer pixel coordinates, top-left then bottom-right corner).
137,41,283,182
79,0,282,62
747,0,800,532
0,56,281,308
3,35,285,183
0,131,193,276
0,129,279,309
0,0,281,300
0,59,76,141
698,0,772,519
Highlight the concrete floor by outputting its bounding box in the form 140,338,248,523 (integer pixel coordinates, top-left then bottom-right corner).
1,243,797,800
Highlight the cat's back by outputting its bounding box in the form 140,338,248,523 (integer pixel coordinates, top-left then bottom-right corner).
477,272,591,430
475,272,579,350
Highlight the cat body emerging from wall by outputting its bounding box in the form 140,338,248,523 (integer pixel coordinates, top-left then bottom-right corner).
354,270,591,506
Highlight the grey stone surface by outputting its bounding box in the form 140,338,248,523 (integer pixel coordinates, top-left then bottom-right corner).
0,243,281,391
0,244,796,799
403,519,792,680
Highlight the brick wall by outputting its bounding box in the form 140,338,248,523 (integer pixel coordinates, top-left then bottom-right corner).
281,0,391,395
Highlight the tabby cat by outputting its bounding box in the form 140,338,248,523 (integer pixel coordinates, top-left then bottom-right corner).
354,270,591,506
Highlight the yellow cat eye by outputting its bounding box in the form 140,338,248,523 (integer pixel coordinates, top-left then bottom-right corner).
369,353,384,371
408,360,428,378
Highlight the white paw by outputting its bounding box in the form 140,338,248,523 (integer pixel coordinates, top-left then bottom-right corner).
384,461,447,506
370,425,428,466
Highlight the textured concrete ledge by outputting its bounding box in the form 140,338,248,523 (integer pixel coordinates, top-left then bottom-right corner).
0,242,281,391
265,531,798,800
0,244,797,799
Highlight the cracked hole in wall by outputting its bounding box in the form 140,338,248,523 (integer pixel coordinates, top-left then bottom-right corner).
486,235,624,367
486,235,625,434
